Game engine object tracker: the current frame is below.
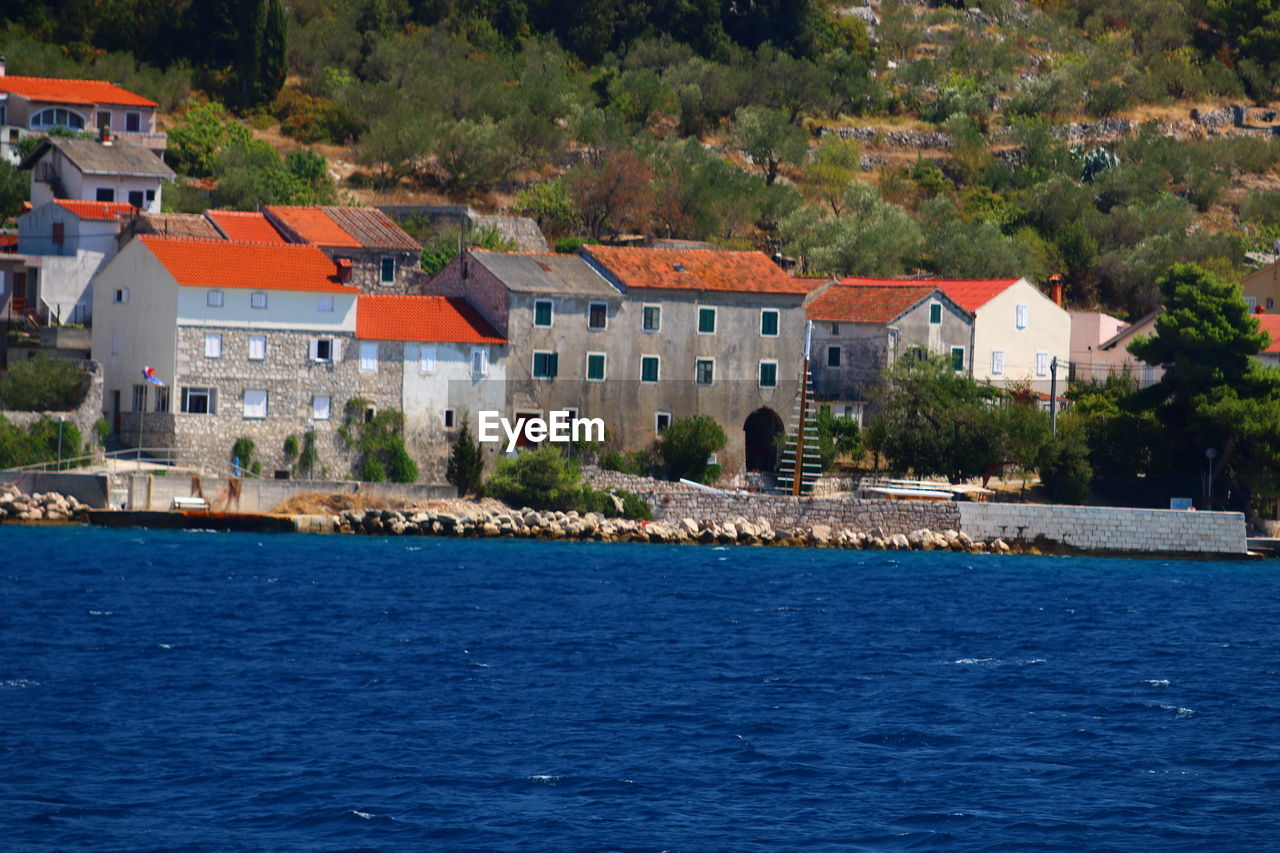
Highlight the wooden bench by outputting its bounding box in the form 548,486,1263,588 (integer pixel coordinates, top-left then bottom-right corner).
172,495,210,511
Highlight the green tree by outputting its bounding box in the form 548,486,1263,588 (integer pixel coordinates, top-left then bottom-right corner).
0,354,85,411
513,179,579,238
781,182,923,276
166,101,252,177
1129,263,1280,508
816,407,864,471
802,135,861,215
658,414,727,484
870,355,1001,483
446,418,486,497
731,106,809,186
0,160,29,221
1037,415,1094,504
486,444,585,511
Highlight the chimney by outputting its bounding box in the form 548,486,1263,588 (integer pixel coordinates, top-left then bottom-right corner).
335,257,353,283
99,125,112,146
0,56,6,77
1048,273,1064,307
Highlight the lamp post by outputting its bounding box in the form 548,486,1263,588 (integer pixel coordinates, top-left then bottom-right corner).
56,415,65,471
1205,447,1217,510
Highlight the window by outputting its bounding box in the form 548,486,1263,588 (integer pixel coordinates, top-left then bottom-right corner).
132,384,147,412
471,346,489,376
443,409,455,429
641,355,660,383
656,411,672,433
991,350,1005,376
929,302,942,324
695,358,714,385
248,335,266,361
534,300,553,327
532,350,558,378
30,107,85,130
113,287,129,304
312,395,331,420
154,386,169,413
1036,351,1050,378
698,307,716,334
586,352,606,381
207,289,223,307
318,295,334,312
145,189,155,206
1268,298,1275,310
97,111,111,131
380,256,395,284
1245,296,1258,310
642,305,661,332
111,333,121,355
310,338,334,362
95,188,115,202
760,309,779,336
180,387,215,414
588,302,607,330
419,346,437,374
759,361,778,388
360,342,378,372
204,333,222,358
244,389,268,419
128,190,143,209
827,346,841,368
951,346,965,372
51,222,64,245
831,322,840,335
250,292,268,309
125,112,141,133
1015,302,1028,330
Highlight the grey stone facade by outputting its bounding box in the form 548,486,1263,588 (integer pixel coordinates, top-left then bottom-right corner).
146,327,401,477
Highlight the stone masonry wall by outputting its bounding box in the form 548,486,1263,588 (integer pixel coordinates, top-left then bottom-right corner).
1,360,104,458
643,491,962,532
957,503,1246,555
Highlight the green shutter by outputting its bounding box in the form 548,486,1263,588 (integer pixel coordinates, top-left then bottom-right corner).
930,303,942,324
535,301,552,326
951,347,965,371
761,310,778,335
642,356,658,382
698,308,716,333
760,362,777,387
549,352,558,377
588,354,604,380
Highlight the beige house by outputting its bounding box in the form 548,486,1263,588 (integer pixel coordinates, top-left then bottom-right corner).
1240,260,1280,313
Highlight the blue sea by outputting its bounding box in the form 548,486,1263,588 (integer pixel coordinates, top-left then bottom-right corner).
2,526,1277,851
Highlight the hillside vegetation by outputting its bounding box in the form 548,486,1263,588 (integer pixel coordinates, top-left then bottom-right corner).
4,0,1280,316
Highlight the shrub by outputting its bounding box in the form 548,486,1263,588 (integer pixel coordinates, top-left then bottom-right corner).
1038,425,1093,505
600,449,625,471
486,445,585,511
0,354,85,411
658,415,727,484
446,419,486,496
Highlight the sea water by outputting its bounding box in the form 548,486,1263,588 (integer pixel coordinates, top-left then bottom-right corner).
2,526,1277,851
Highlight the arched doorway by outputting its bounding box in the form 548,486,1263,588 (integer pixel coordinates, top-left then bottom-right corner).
743,408,784,472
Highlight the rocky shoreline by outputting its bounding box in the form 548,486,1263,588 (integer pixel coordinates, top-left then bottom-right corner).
326,504,1021,554
0,484,92,522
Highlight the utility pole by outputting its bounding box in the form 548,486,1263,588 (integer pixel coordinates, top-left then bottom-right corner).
1049,357,1058,436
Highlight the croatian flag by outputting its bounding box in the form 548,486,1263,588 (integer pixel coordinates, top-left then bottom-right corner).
141,366,166,387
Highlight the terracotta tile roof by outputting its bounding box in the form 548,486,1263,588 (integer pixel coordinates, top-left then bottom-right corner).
356,294,506,344
265,206,356,245
205,210,288,244
584,245,815,295
1257,313,1280,354
807,283,943,323
136,212,223,240
52,199,136,220
842,275,1021,312
325,207,421,251
138,236,359,293
0,235,17,252
0,75,157,107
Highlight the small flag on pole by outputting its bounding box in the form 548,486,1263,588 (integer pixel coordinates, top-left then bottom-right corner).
141,366,166,387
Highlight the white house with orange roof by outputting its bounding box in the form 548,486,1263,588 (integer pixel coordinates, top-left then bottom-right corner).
0,59,165,164
90,236,406,478
842,275,1071,395
356,293,508,479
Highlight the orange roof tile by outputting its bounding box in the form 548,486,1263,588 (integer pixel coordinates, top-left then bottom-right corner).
205,210,288,244
265,206,358,247
841,275,1021,313
808,284,943,323
0,75,157,107
138,236,358,293
356,294,506,344
1257,313,1280,354
52,199,136,220
585,245,815,295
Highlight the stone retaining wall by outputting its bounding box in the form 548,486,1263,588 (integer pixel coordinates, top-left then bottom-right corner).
957,503,1246,555
643,491,961,533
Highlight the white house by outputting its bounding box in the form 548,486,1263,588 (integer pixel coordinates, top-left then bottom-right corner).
20,135,174,212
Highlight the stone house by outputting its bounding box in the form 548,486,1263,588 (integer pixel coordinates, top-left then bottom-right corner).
262,206,422,292
91,236,401,478
421,246,818,477
806,281,974,423
841,275,1071,396
0,61,166,164
0,199,137,326
355,293,508,482
20,135,174,212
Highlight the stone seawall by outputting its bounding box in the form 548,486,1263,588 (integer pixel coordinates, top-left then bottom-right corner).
642,491,962,533
957,503,1247,556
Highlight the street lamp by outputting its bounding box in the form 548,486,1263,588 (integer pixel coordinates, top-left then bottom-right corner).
56,415,65,471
